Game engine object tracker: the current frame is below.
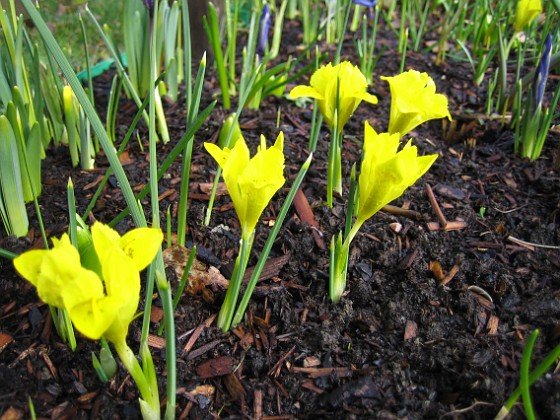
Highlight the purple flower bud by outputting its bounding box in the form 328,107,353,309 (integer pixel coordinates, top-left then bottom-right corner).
256,4,271,58
532,34,553,109
352,0,378,7
143,0,154,16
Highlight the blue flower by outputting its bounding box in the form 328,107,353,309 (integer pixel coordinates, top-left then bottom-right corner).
353,0,378,7
257,4,271,58
532,34,553,109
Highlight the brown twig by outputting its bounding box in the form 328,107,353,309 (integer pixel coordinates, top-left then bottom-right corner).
382,204,422,220
425,183,448,228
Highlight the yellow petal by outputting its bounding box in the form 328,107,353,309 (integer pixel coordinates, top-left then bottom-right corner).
119,227,162,271
515,0,542,32
31,235,83,307
237,134,285,238
13,249,49,287
91,222,121,266
68,295,122,340
204,142,231,167
290,61,377,133
101,247,140,343
206,132,285,240
357,124,437,223
61,267,105,310
289,85,323,100
381,70,451,136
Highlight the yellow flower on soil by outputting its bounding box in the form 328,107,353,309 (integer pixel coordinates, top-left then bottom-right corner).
14,223,162,343
356,122,438,224
515,0,542,32
289,61,378,133
205,133,285,240
381,69,451,137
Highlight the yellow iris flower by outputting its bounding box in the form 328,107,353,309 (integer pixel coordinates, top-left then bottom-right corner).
356,122,438,226
515,0,542,32
205,133,286,241
381,70,451,137
14,223,162,344
289,61,378,133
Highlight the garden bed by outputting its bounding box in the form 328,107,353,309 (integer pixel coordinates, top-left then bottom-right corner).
1,10,560,420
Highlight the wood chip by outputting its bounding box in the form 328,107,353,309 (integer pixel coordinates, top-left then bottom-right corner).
429,261,445,281
303,356,321,368
427,220,468,231
487,315,499,336
439,264,461,286
254,389,263,420
300,380,324,394
404,320,418,341
197,355,235,379
0,406,24,420
77,391,99,403
183,314,216,355
0,332,14,354
197,182,228,195
148,334,166,349
293,188,326,249
150,306,164,323
38,346,58,381
290,367,353,378
426,183,448,228
224,372,246,400
187,339,222,360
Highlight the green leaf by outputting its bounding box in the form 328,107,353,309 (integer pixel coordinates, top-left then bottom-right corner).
0,115,28,236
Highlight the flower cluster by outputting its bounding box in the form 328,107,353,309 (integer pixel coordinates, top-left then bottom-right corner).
290,62,449,303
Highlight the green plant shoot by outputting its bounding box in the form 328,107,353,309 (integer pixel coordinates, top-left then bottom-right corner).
204,133,286,331
14,222,163,418
290,61,377,206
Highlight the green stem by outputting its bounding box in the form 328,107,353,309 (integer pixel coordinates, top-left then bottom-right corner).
0,248,17,259
114,340,160,419
155,270,176,420
498,338,560,417
217,234,254,332
334,0,353,65
232,153,313,326
520,330,538,420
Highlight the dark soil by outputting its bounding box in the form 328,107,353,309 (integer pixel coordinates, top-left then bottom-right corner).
2,14,560,420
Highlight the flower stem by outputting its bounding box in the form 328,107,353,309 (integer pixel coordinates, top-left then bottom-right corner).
114,340,160,419
217,234,254,331
329,218,363,304
232,153,313,327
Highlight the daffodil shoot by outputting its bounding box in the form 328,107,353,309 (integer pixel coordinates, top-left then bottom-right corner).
330,121,439,304
205,133,286,331
204,132,286,241
14,222,163,418
290,61,377,206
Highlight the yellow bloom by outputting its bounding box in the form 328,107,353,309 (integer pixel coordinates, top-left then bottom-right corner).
356,122,438,224
289,61,378,133
381,70,451,137
13,223,162,343
515,0,542,32
205,133,285,240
